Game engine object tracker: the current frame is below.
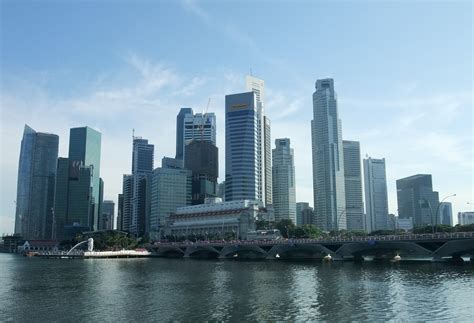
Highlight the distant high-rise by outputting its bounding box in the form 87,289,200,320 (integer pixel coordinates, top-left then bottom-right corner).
175,107,193,160
184,140,218,205
458,212,474,225
68,126,101,230
439,202,453,226
396,174,439,227
117,193,124,230
311,79,346,231
343,141,365,231
225,91,262,202
123,137,154,237
14,125,59,240
149,158,192,238
296,202,310,226
363,157,389,232
272,138,296,223
101,200,115,230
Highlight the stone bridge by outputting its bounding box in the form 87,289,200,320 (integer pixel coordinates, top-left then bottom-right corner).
150,232,474,262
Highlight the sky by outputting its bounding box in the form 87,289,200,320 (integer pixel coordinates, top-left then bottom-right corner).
0,0,472,233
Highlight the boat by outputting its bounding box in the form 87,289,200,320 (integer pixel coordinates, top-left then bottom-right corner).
24,251,40,257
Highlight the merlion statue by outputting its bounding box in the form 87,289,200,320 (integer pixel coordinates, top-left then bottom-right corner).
87,238,94,252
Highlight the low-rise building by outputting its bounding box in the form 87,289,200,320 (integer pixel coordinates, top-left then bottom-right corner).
165,199,262,240
19,240,59,253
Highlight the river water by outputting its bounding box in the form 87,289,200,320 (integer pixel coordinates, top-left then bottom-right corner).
1,253,473,321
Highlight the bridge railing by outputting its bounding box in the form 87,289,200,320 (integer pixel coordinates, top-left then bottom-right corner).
153,232,474,248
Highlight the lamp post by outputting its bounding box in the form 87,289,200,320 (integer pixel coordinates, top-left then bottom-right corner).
434,194,456,233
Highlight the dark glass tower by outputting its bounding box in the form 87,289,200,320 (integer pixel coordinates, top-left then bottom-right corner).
184,140,218,205
175,107,193,160
14,125,59,240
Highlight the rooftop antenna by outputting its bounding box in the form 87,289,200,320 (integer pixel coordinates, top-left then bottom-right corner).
132,128,135,140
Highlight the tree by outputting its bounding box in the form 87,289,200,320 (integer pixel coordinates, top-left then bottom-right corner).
275,219,295,238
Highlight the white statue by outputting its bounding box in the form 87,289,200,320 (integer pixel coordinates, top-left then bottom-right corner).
87,238,94,252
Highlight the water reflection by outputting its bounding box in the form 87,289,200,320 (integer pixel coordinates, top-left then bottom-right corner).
1,254,473,322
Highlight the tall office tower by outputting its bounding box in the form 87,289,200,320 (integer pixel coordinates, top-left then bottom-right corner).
272,138,296,223
98,178,104,228
396,174,440,227
117,194,123,230
129,137,154,237
149,158,192,239
100,200,115,230
343,141,365,231
14,125,59,240
311,79,346,231
363,157,389,232
225,91,262,202
121,175,133,232
296,202,311,226
216,181,226,201
439,202,453,226
68,126,101,231
301,206,315,225
246,75,272,206
175,107,193,160
54,158,93,240
184,140,218,205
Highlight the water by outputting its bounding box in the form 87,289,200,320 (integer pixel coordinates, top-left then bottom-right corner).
1,253,473,321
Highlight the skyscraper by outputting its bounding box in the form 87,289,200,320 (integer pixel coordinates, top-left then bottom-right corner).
123,137,154,237
68,126,102,230
117,193,124,231
54,157,93,240
296,202,310,226
272,138,296,223
396,174,439,227
149,158,192,239
343,140,365,231
15,125,59,240
246,75,272,206
225,91,262,202
311,78,346,231
101,200,115,230
184,140,218,205
364,157,389,232
175,107,193,160
439,202,453,226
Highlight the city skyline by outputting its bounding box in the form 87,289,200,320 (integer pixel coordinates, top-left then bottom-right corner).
1,1,472,232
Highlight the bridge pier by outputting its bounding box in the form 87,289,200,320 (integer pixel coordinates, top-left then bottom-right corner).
451,255,464,264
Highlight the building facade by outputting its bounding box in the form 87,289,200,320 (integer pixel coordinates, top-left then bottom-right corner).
149,158,192,239
15,125,59,240
68,126,102,231
363,157,389,232
184,140,218,205
343,140,365,231
396,174,439,228
101,200,115,230
457,212,474,225
439,202,453,226
175,107,194,160
165,199,260,240
311,78,346,231
272,138,296,223
296,202,310,226
225,91,262,202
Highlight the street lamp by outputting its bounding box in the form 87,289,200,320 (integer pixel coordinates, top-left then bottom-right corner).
434,194,456,233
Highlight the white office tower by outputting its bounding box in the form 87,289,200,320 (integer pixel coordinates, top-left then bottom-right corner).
363,157,389,232
311,79,346,231
246,75,272,207
343,140,365,231
272,138,296,223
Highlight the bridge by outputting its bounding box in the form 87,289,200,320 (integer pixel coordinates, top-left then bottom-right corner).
151,232,474,262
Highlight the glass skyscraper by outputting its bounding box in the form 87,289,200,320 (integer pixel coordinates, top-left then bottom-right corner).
311,79,346,231
175,107,194,160
225,91,261,202
396,174,439,227
68,126,102,230
272,138,296,223
363,157,389,232
343,140,365,231
15,125,59,240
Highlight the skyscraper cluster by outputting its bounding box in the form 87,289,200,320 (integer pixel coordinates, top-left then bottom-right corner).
13,75,457,241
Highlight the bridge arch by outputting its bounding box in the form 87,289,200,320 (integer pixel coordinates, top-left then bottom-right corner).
219,245,267,259
267,244,335,259
432,239,474,258
336,241,433,259
185,246,220,259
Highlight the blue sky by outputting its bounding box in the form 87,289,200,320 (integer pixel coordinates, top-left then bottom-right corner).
1,0,472,233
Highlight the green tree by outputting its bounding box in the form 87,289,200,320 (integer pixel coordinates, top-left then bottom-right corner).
275,219,295,238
